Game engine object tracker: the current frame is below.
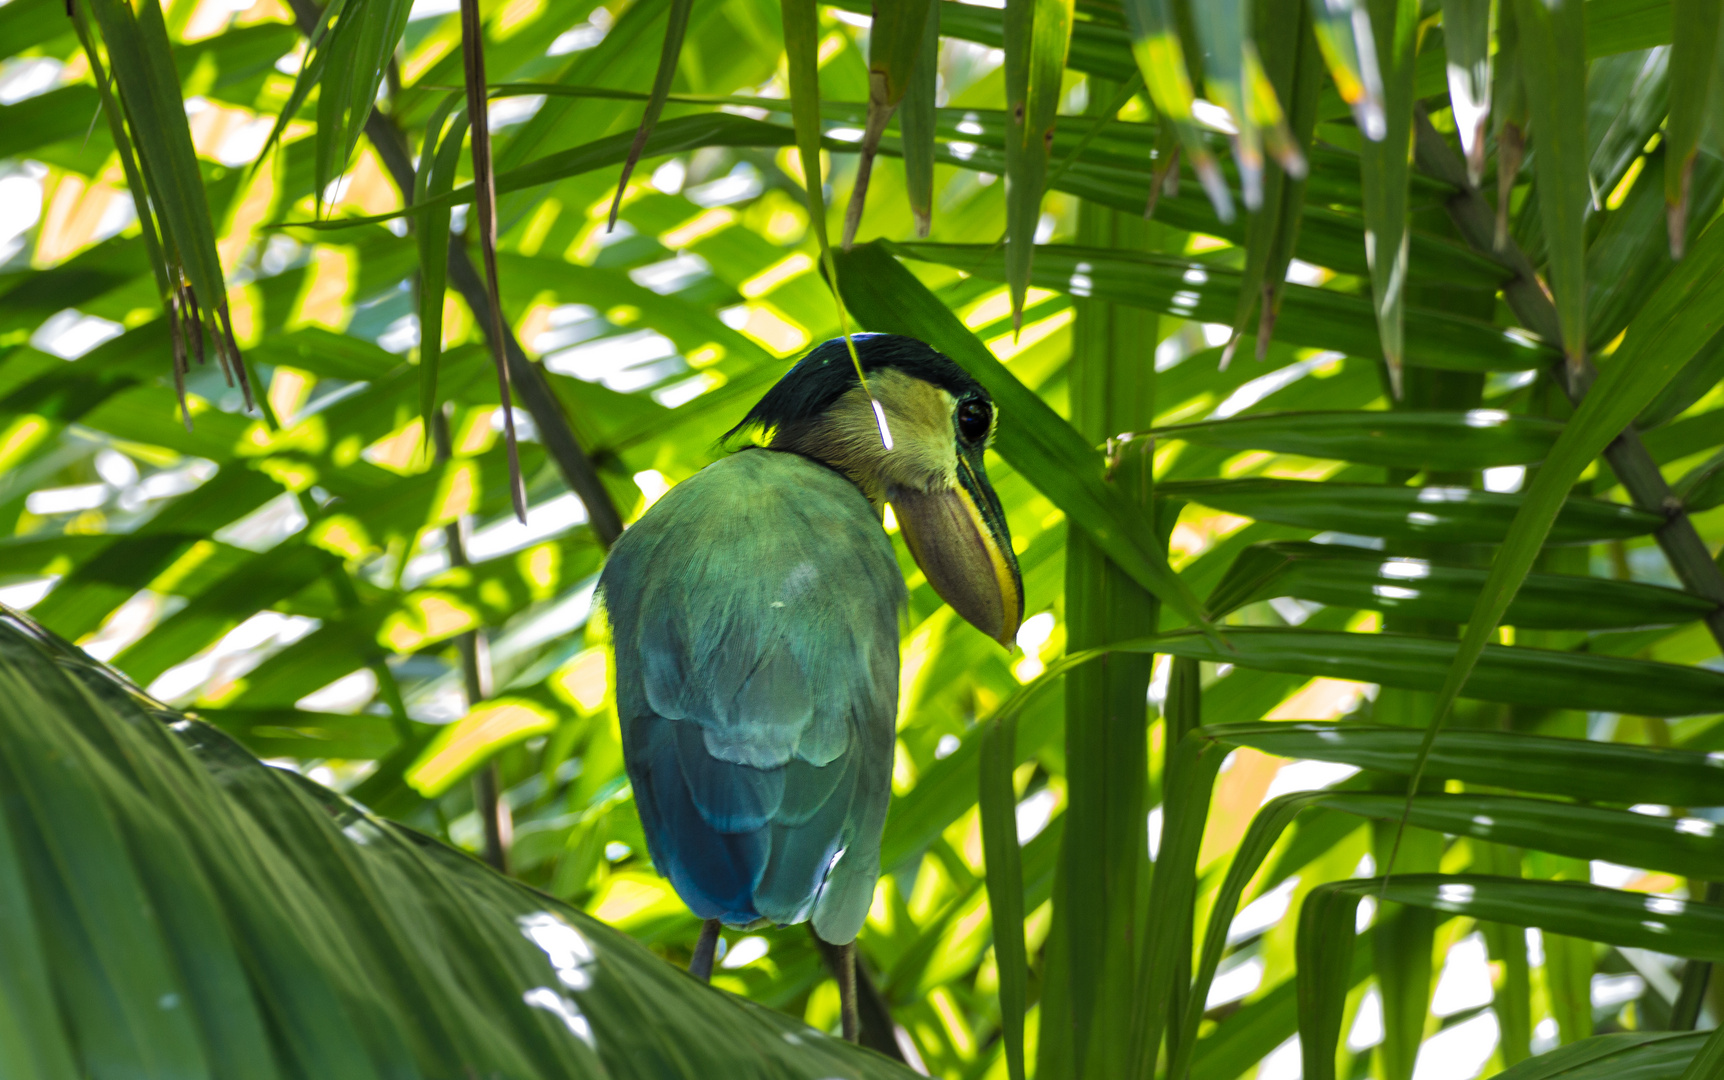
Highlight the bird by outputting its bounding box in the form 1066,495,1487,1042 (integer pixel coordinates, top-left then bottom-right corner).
598,332,1024,1041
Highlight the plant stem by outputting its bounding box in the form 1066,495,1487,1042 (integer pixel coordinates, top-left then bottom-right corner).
1412,110,1724,650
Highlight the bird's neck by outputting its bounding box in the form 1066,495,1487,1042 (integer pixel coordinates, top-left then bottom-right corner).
757,444,890,521
765,405,895,514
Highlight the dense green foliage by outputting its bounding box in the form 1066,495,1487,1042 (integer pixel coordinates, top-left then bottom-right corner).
5,0,1724,1075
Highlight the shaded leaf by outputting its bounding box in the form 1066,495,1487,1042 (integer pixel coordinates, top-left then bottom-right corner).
1128,724,1229,1079
1120,0,1232,218
1513,0,1589,371
1227,1,1322,360
459,0,526,523
1495,1032,1709,1080
0,612,919,1079
1001,0,1074,325
414,95,467,440
1193,0,1304,211
76,0,250,404
1416,213,1724,830
1664,0,1721,255
899,0,942,236
1358,0,1418,394
1442,0,1494,184
1299,875,1724,1079
978,710,1026,1080
313,0,413,215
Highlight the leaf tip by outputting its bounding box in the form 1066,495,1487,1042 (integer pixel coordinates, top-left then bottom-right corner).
1355,102,1386,143
1494,124,1525,252
1219,332,1242,371
1194,158,1234,224
1462,124,1488,190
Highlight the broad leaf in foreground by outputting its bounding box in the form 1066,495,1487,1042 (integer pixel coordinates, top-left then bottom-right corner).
0,610,915,1080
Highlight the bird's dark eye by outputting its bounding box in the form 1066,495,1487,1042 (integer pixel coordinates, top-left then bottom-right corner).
957,398,992,443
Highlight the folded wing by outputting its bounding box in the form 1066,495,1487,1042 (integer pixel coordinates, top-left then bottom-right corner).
600,450,904,942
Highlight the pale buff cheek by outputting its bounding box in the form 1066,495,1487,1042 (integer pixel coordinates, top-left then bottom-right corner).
777,372,962,495
865,375,958,491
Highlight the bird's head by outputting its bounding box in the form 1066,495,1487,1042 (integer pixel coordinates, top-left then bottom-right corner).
725,334,1024,647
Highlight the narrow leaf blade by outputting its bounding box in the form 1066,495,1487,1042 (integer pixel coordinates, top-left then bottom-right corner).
605,0,697,229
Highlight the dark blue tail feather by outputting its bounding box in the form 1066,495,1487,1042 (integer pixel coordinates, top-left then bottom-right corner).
635,718,767,924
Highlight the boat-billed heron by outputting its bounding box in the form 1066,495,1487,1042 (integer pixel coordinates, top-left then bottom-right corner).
598,333,1023,1039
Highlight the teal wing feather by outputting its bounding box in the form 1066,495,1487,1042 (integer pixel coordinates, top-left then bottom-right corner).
599,449,903,941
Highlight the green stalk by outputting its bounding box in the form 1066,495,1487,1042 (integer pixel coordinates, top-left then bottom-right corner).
1129,664,1220,1080
1474,842,1532,1065
1052,91,1167,1077
980,707,1028,1080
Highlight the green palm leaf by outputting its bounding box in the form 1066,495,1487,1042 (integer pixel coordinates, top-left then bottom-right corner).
0,610,917,1079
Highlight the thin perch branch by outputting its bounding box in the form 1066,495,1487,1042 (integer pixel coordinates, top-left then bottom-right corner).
809,929,910,1062
689,918,721,982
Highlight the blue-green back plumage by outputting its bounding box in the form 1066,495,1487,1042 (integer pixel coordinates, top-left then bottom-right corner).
598,448,905,943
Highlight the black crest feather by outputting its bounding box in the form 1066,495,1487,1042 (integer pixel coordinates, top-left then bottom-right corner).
723,334,986,445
